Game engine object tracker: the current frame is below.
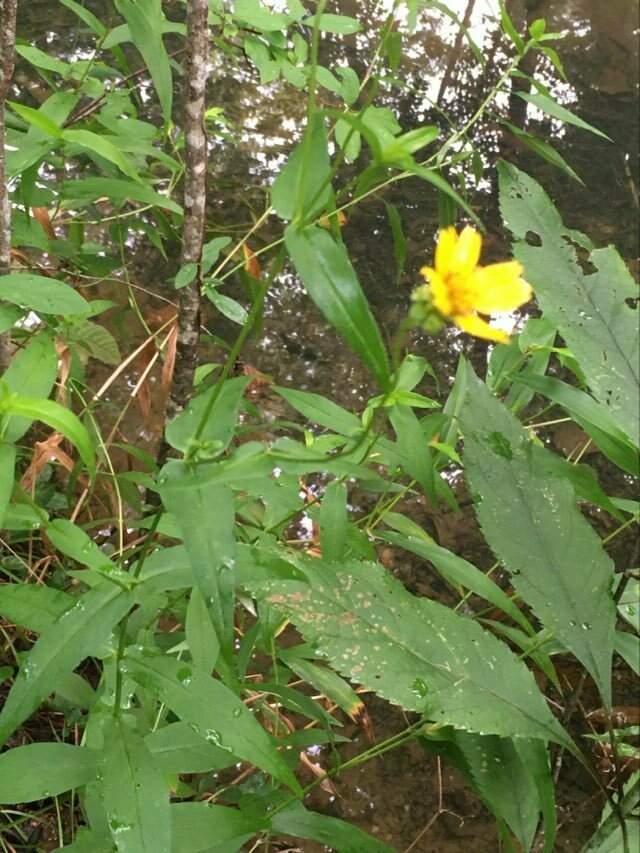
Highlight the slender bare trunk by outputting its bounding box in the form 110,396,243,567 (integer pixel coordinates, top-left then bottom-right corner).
155,0,209,470
0,0,18,372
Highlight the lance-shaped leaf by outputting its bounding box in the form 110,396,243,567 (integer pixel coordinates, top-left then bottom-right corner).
499,161,639,446
121,648,300,793
285,225,390,390
250,554,572,748
0,743,99,803
0,583,132,746
458,363,616,707
101,715,171,853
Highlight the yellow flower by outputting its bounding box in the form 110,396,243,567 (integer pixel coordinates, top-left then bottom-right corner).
414,225,532,343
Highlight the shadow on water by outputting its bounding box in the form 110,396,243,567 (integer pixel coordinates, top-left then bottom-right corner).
13,0,639,849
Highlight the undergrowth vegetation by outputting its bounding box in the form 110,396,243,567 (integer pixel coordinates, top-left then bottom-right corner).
0,1,638,851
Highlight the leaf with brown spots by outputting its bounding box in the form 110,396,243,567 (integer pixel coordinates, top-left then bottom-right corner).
252,554,574,750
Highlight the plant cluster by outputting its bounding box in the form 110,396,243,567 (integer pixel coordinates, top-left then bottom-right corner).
0,2,638,852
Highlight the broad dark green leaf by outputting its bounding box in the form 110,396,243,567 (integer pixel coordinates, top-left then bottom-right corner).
499,161,639,445
0,274,89,315
121,648,301,792
271,805,392,852
458,363,616,706
0,583,133,747
171,802,262,853
101,715,170,853
285,225,390,389
271,115,332,221
115,0,172,122
253,553,572,747
0,743,98,803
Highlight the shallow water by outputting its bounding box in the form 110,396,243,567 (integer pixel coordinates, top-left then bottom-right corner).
12,0,640,849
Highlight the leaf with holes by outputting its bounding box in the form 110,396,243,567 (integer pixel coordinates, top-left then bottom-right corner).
499,161,639,446
458,362,617,706
250,553,573,748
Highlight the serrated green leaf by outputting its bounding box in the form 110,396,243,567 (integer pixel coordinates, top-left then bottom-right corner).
499,161,639,445
121,648,301,792
0,743,99,803
101,715,171,853
458,363,616,706
285,225,390,389
67,320,121,365
254,554,573,747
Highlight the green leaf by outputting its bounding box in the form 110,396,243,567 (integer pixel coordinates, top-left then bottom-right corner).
145,722,236,774
0,743,98,803
204,286,249,325
498,0,525,54
121,648,301,792
0,584,133,747
186,587,220,672
101,715,171,853
59,0,106,36
516,92,610,140
615,631,640,676
115,0,173,122
388,404,435,500
61,177,181,214
273,386,361,435
254,554,573,747
0,274,90,315
502,123,583,183
458,364,617,706
513,373,638,476
0,583,75,633
165,376,250,453
174,262,198,290
285,225,390,389
0,444,16,527
279,650,365,723
0,396,96,479
271,115,332,221
582,771,639,853
14,44,70,74
499,161,639,445
384,203,407,285
319,480,348,562
310,13,362,34
159,464,236,666
171,802,262,853
66,320,121,365
234,0,300,31
379,531,534,635
1,333,57,441
45,519,115,574
62,129,140,181
271,805,392,852
8,101,62,137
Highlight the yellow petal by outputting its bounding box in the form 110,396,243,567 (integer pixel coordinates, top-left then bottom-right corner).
434,226,457,275
449,226,482,276
428,269,453,317
419,265,436,281
454,312,510,343
471,264,532,313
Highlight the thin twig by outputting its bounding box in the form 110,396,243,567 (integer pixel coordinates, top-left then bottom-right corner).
155,0,209,471
0,0,18,372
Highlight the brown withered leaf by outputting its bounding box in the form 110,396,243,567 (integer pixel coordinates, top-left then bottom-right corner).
20,432,76,492
32,206,56,239
242,243,261,280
